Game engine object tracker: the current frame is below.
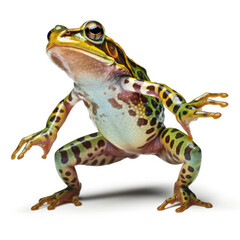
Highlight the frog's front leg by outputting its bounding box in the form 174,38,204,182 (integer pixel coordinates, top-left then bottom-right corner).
11,89,81,160
31,132,135,210
121,77,228,140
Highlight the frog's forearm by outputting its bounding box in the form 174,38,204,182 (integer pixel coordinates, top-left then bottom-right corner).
46,90,81,131
121,77,186,115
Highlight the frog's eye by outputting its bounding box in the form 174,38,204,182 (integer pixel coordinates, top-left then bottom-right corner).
47,29,53,41
84,21,104,43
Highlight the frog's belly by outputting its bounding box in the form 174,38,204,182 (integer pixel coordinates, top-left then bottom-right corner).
90,107,160,152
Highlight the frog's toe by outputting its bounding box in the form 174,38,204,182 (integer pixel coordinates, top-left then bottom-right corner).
31,187,81,210
157,188,212,213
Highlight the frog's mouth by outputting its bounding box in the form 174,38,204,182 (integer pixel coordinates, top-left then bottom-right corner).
47,44,114,63
47,44,118,82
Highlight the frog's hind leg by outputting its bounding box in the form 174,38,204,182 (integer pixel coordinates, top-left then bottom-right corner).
155,128,213,212
31,132,134,210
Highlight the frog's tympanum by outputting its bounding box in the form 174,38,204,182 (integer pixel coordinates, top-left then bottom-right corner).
12,21,228,212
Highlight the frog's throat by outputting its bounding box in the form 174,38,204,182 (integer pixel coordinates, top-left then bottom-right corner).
47,44,128,83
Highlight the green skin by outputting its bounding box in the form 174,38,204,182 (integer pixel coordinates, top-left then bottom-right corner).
11,21,228,212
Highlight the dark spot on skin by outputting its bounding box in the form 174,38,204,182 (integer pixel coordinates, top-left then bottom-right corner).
137,118,148,126
108,85,116,91
77,136,85,142
83,160,89,164
176,133,184,139
181,180,187,184
90,133,98,137
128,110,136,116
166,98,173,107
117,92,140,106
163,90,171,99
82,141,92,149
59,169,63,174
173,105,180,114
184,197,188,201
109,157,116,164
176,141,184,155
92,160,98,166
97,140,105,148
99,158,106,165
65,171,71,176
141,95,148,106
158,85,164,93
63,177,69,182
146,85,155,95
171,128,178,133
71,145,81,164
165,135,170,143
145,106,153,116
83,101,90,109
68,94,73,101
146,128,154,134
49,116,61,123
151,100,159,109
108,98,123,109
182,168,186,174
177,95,184,102
150,118,157,126
71,178,77,183
124,79,129,84
53,107,59,113
91,101,99,115
88,153,93,158
146,134,156,141
170,140,174,148
186,175,192,179
184,145,193,160
183,111,188,115
161,129,168,138
133,83,141,92
181,174,185,179
155,110,160,118
188,166,194,172
59,149,68,164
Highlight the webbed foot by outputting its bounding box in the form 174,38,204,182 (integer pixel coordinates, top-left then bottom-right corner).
31,187,81,210
157,186,212,213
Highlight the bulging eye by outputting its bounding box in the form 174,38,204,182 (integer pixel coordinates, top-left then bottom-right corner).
47,30,53,41
84,21,104,42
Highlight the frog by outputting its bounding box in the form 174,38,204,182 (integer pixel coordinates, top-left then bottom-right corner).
11,21,228,212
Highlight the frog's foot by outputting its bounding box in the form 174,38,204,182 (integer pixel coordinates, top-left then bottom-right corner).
157,187,212,213
31,187,82,210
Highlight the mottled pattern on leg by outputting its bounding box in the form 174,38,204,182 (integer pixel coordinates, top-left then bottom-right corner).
156,128,211,212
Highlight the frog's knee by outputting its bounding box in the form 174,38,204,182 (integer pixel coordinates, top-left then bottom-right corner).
185,143,202,170
54,147,69,169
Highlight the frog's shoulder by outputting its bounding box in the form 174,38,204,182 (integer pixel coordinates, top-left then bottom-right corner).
127,57,150,81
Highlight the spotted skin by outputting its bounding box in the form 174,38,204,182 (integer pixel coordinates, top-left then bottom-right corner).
12,21,228,212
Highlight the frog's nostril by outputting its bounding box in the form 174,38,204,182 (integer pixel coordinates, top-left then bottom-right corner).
47,30,52,41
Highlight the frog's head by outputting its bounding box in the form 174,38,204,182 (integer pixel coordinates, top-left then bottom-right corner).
47,21,130,84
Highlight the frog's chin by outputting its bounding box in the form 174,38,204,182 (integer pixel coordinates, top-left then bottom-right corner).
47,44,116,83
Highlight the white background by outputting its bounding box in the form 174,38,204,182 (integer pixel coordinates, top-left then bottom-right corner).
1,0,239,239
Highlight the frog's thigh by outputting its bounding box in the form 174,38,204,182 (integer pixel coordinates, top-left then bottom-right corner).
55,132,131,188
157,128,201,186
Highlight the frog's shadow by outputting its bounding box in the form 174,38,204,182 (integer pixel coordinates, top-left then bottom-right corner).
80,185,170,202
